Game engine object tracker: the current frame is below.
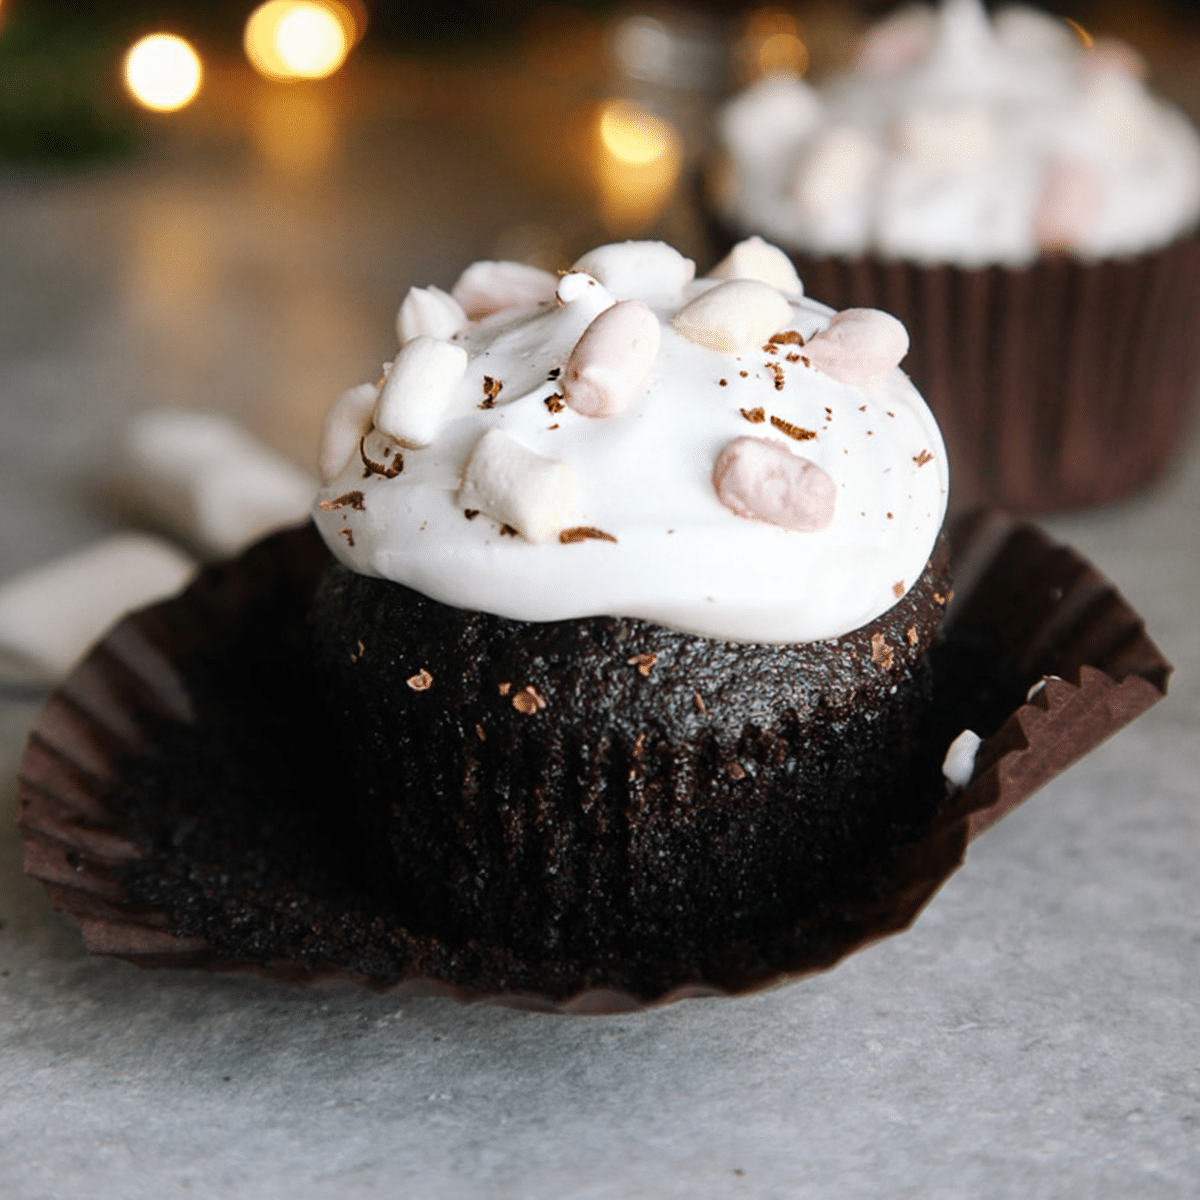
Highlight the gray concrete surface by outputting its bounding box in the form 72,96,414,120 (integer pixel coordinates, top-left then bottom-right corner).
2,51,1198,1200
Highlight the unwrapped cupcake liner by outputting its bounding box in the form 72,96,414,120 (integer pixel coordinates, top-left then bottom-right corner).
707,209,1200,514
17,514,1169,1012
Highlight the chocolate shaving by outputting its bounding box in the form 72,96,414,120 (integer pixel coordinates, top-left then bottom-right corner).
786,353,801,363
728,763,747,780
719,379,728,387
766,363,785,390
475,724,486,741
464,509,479,520
406,668,433,692
338,529,355,547
906,626,919,646
694,692,708,716
627,653,657,677
559,527,618,545
547,366,561,380
769,415,817,441
870,633,894,670
360,438,403,479
479,376,503,409
319,490,365,512
544,393,565,414
498,682,512,696
763,343,779,355
500,524,519,537
740,406,766,424
914,449,934,467
512,685,546,715
769,330,804,346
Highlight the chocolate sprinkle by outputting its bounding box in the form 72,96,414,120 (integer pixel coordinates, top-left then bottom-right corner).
319,491,366,512
769,415,817,441
740,406,766,424
480,376,503,409
359,438,403,479
559,527,618,545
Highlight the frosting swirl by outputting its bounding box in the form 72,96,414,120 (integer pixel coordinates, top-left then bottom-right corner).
313,239,948,643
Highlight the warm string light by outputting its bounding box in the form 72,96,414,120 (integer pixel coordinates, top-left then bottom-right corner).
244,1,355,81
123,34,203,112
594,99,682,234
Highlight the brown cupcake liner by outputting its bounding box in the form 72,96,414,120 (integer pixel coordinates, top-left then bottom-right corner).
16,514,1169,1012
707,208,1200,515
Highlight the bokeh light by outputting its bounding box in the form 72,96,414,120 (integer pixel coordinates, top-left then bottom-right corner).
123,34,203,113
733,9,809,83
594,99,682,234
245,1,353,81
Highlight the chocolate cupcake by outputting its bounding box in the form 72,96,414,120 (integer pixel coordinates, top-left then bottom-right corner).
708,0,1200,513
311,238,950,965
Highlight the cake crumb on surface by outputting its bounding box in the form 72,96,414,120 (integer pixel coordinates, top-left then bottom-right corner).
870,633,894,669
407,668,434,691
769,330,804,346
627,652,657,676
512,685,547,714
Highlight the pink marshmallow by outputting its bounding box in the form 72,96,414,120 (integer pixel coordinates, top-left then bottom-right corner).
713,437,836,533
803,309,909,390
563,300,661,419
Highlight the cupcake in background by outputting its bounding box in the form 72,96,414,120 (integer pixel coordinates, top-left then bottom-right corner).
709,0,1200,513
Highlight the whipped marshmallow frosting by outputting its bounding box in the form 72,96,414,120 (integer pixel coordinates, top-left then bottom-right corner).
313,239,947,644
715,0,1200,266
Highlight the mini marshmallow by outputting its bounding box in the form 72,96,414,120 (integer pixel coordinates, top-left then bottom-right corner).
563,300,660,419
942,728,983,788
458,429,577,543
672,280,792,353
319,382,379,482
712,437,836,532
0,535,196,684
803,309,910,390
708,236,804,296
451,260,558,319
571,241,695,302
396,286,467,344
120,410,317,559
374,336,469,449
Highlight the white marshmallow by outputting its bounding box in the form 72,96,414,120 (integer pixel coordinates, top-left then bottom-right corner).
120,410,317,559
396,286,467,344
794,126,880,217
672,280,792,352
571,241,695,302
0,535,196,685
719,75,823,167
451,260,558,319
803,309,910,390
318,382,378,482
895,104,997,172
374,336,469,449
942,728,983,788
555,271,617,322
458,429,577,543
563,301,661,419
708,236,804,296
712,437,836,533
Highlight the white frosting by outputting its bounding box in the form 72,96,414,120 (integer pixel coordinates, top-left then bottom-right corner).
716,0,1200,266
314,240,948,644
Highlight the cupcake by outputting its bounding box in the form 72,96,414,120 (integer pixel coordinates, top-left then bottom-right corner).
710,0,1200,512
310,237,951,971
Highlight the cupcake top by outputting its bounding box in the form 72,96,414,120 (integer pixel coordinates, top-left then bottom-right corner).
313,238,947,643
715,0,1200,265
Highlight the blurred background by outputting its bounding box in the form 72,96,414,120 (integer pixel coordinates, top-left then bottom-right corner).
2,0,1200,572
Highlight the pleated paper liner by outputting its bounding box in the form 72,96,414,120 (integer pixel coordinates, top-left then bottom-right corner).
17,514,1169,1013
705,206,1200,515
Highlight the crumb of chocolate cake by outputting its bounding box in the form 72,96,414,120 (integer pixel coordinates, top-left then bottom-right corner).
769,330,804,346
512,685,547,714
359,438,403,479
500,524,519,537
544,393,565,414
407,668,434,691
766,363,785,390
914,449,934,467
319,490,365,511
769,415,816,441
906,626,919,646
627,652,657,676
892,580,905,598
740,406,766,424
464,508,479,520
479,376,503,409
728,762,747,780
870,633,894,669
338,528,355,546
559,526,618,544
